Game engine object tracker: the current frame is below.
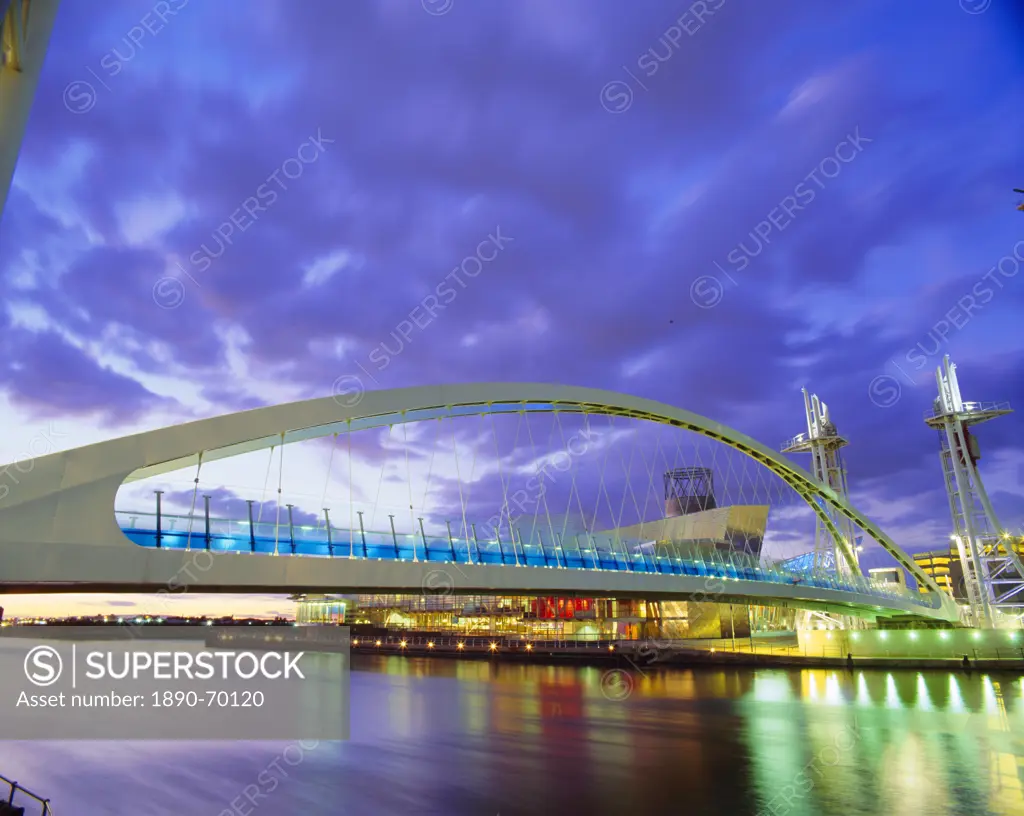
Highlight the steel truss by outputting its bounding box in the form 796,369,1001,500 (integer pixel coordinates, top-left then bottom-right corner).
927,356,1022,628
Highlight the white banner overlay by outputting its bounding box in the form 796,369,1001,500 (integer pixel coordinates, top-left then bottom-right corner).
1,626,350,739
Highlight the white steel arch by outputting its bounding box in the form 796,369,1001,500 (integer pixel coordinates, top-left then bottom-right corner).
0,0,61,224
0,382,959,620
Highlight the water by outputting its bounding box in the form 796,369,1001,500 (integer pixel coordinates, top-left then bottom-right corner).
3,656,1024,815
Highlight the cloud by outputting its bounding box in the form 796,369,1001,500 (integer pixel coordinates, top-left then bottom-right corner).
1,0,1021,624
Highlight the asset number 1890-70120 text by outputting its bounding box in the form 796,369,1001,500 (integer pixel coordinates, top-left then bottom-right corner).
151,690,265,707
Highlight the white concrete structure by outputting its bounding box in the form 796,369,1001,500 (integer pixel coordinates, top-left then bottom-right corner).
592,505,768,548
0,0,60,223
0,383,960,621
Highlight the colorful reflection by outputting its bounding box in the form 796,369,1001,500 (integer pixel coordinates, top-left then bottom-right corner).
3,661,1024,814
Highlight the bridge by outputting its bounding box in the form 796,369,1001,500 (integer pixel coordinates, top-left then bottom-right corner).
0,383,961,623
1,0,60,223
0,2,957,623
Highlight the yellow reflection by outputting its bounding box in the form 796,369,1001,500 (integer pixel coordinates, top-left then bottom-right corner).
519,688,542,737
879,735,944,815
982,676,1002,718
824,673,842,706
659,669,697,700
948,675,965,713
492,685,524,735
989,750,1024,813
804,671,819,703
752,672,793,704
856,673,871,706
885,674,901,709
463,689,488,735
977,677,1024,812
915,674,933,712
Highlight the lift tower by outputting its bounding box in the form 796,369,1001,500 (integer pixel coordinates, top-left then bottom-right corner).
926,356,1022,628
782,389,861,577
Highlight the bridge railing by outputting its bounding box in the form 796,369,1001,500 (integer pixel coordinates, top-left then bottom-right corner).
114,511,940,611
0,773,51,815
348,633,1024,663
924,400,1012,420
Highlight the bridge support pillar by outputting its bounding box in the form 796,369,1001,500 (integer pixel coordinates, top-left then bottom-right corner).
203,494,211,549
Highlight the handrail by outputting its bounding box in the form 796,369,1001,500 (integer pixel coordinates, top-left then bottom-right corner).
347,633,1024,661
924,400,1012,420
0,772,51,815
114,509,941,612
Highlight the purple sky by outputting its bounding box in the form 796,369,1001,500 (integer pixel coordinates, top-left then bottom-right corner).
1,0,1023,617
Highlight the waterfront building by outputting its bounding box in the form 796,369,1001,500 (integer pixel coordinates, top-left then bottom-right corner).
293,594,347,624
342,593,752,641
913,538,1024,604
913,549,961,599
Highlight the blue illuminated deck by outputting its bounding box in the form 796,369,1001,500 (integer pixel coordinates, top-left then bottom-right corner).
115,511,938,611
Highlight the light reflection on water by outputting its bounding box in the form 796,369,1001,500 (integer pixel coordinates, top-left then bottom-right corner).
2,657,1023,815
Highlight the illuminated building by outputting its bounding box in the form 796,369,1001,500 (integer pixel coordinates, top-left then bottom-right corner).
343,593,751,640
912,550,960,598
913,537,1024,604
291,594,347,624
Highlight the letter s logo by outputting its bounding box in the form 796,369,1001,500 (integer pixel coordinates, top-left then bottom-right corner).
25,646,63,686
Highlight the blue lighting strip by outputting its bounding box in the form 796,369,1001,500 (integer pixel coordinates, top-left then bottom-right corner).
117,512,939,610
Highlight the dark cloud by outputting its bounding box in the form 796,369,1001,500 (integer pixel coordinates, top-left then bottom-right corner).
1,0,1022,577
1,328,175,424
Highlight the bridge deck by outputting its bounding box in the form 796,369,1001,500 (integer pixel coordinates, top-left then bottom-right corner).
115,511,939,616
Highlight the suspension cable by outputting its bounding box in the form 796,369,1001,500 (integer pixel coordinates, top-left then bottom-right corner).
274,433,284,555
185,453,203,551
320,434,338,531
348,422,354,556
402,417,416,560
461,415,483,562
419,419,441,558
420,419,439,516
451,413,470,559
523,409,552,562
257,446,274,524
490,407,525,564
369,426,390,531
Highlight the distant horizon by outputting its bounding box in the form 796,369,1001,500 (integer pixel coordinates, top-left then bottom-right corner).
0,610,294,621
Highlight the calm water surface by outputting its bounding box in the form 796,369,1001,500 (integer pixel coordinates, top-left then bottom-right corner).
3,655,1024,815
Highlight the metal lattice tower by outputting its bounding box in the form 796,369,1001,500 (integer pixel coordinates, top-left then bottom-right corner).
781,389,861,577
926,355,1021,628
663,467,716,517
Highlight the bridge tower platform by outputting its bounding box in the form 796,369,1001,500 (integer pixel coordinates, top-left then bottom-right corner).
781,389,861,577
782,389,865,631
927,355,1021,628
